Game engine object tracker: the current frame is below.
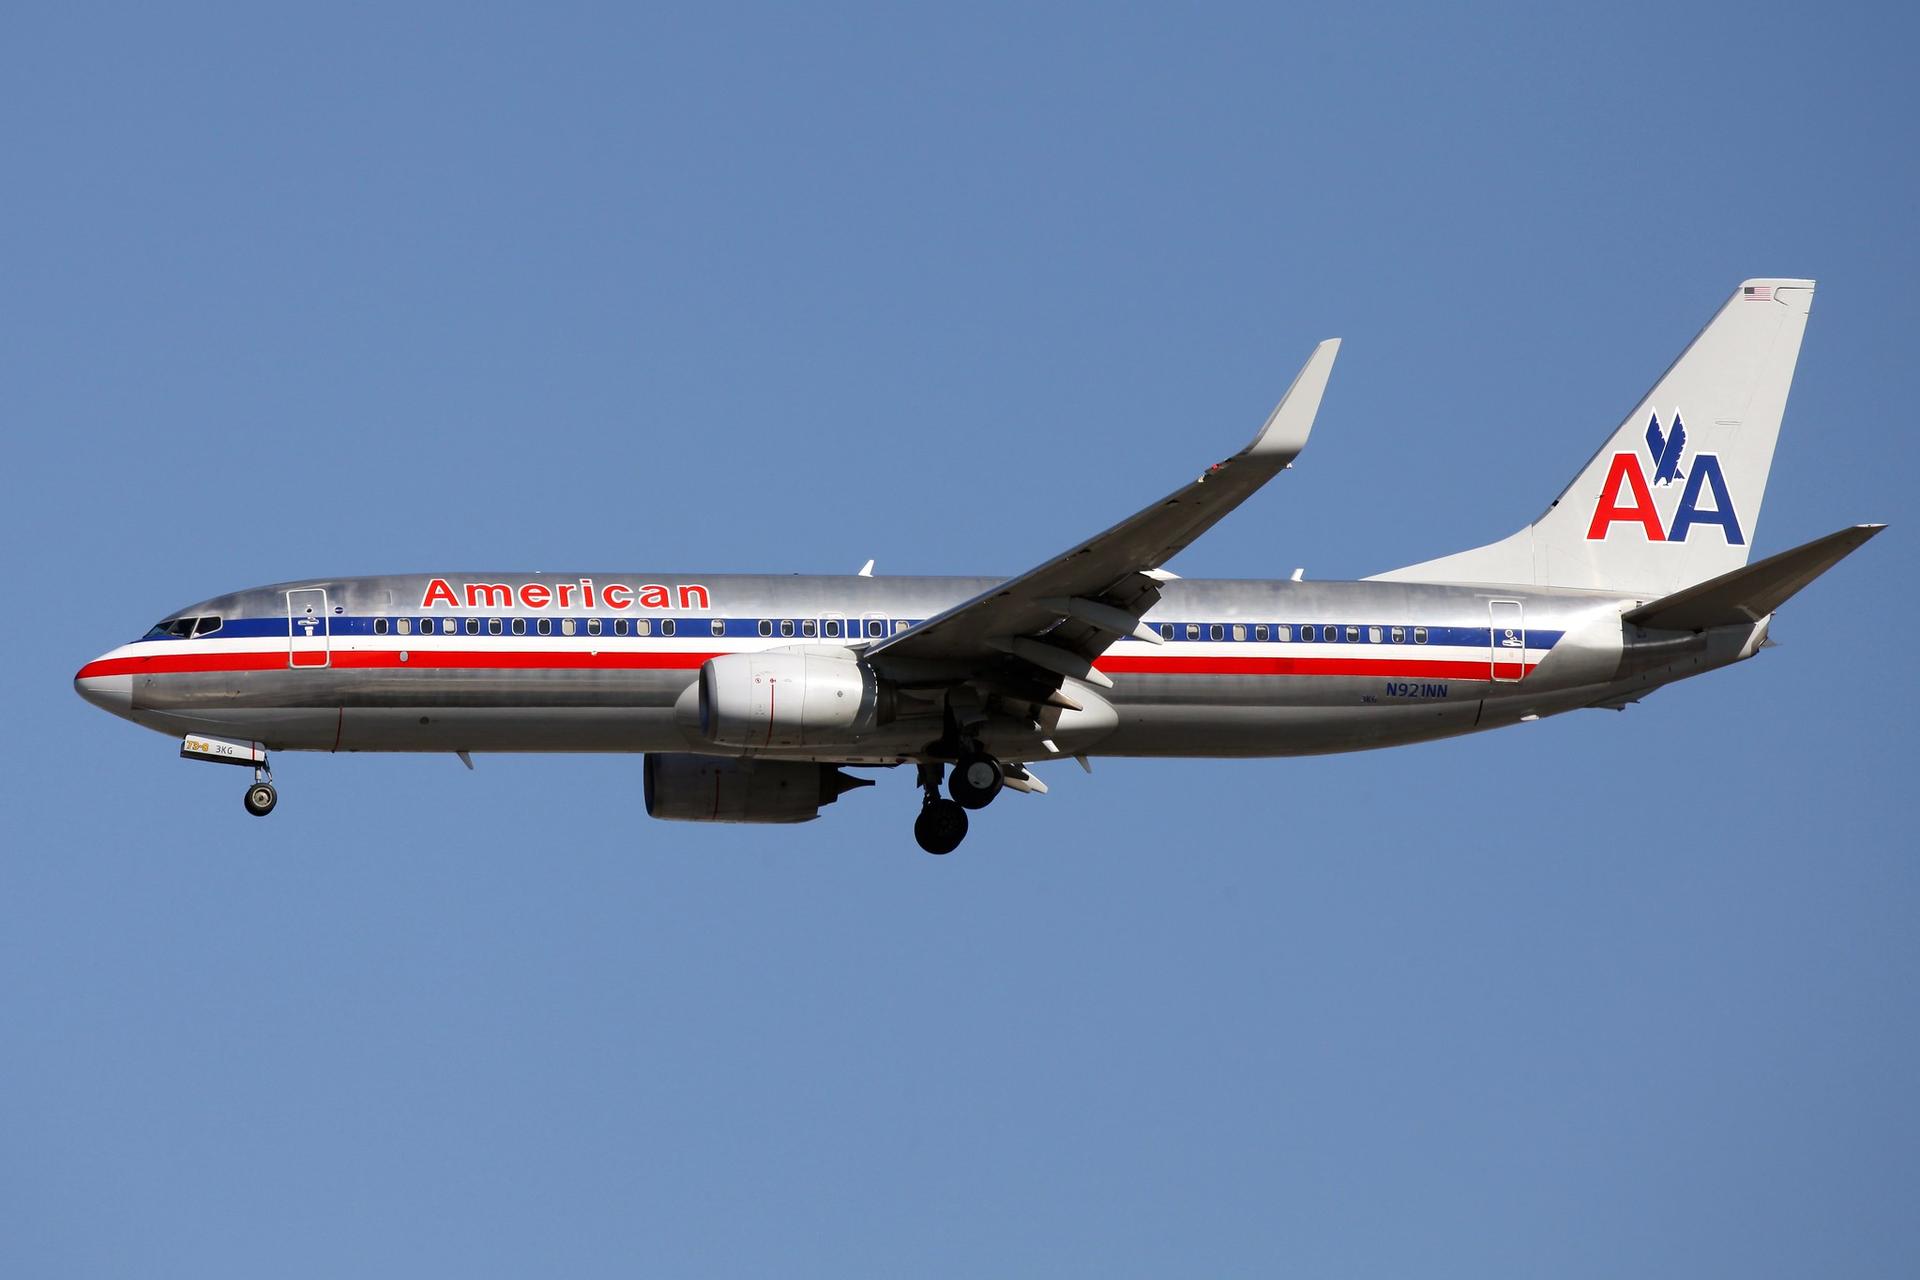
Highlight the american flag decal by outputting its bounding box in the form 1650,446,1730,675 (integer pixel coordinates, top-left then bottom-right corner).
1743,285,1773,301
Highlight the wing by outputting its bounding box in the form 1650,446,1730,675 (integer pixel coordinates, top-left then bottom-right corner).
865,340,1339,698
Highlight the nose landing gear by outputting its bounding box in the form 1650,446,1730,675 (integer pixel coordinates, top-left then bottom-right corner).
244,778,278,816
179,734,280,818
241,755,279,817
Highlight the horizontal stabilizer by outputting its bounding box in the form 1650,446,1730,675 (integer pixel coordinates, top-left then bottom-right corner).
1624,524,1884,631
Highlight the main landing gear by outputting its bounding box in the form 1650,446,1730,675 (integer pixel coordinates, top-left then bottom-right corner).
947,750,1004,810
913,761,967,854
911,747,1009,855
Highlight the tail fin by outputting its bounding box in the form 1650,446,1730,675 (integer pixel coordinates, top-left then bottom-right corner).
1371,279,1815,596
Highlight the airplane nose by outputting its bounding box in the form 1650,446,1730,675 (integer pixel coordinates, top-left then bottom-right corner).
74,663,133,716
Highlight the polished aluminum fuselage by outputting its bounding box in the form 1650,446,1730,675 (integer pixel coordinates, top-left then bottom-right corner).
76,571,1762,765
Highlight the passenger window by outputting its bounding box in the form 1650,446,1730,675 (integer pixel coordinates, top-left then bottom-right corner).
1160,623,1175,639
466,618,480,635
822,619,841,638
1368,626,1382,643
489,618,503,635
635,619,651,637
374,618,389,635
1414,627,1429,644
1208,624,1223,641
780,619,795,638
1254,625,1268,642
587,619,602,637
800,619,816,638
1232,624,1247,641
712,619,726,637
561,618,577,636
1391,627,1404,644
537,618,551,636
1278,625,1293,642
511,618,526,635
661,619,677,637
758,619,773,637
1303,625,1318,642
1345,626,1359,643
614,619,628,636
1184,624,1199,640
397,618,412,636
867,619,885,638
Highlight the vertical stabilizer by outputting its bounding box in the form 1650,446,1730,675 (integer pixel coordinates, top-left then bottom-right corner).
1370,279,1814,596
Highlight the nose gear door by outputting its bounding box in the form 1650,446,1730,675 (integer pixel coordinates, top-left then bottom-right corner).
288,588,331,668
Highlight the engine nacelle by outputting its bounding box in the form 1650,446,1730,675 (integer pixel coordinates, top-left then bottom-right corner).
697,648,882,749
643,754,871,824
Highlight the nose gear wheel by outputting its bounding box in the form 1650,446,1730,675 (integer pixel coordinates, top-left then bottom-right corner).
244,781,278,816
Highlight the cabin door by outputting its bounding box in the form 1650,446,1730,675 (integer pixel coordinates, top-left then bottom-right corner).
1489,600,1525,682
288,588,332,669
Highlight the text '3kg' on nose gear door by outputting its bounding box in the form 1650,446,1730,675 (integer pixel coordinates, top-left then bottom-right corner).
287,588,331,668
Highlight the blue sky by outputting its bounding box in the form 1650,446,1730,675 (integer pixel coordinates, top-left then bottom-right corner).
5,4,1916,1275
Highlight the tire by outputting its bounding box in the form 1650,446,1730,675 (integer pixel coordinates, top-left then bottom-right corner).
244,782,277,817
948,752,1004,810
913,798,969,854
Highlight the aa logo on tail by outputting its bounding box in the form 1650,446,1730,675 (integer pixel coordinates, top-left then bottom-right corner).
1585,410,1744,544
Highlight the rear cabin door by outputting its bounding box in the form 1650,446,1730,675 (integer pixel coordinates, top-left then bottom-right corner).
1489,599,1525,682
288,588,332,668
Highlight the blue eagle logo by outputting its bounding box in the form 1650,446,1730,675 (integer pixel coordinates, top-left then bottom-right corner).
1644,410,1686,487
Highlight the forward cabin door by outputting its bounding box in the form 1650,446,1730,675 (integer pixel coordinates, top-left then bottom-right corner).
288,588,332,668
1489,599,1525,682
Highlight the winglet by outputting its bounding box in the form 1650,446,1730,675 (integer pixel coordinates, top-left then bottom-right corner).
1244,338,1340,458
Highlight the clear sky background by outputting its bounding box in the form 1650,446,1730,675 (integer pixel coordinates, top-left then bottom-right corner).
4,4,1915,1276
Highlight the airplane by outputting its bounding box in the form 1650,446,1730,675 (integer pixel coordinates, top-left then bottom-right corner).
75,279,1881,854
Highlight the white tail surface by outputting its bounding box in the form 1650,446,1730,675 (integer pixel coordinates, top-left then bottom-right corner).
1371,279,1814,597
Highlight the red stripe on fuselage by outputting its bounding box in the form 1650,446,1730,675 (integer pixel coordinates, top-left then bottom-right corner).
77,648,1534,682
75,649,723,679
1094,655,1528,679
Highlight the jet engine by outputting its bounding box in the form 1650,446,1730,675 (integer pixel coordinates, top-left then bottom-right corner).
643,753,872,824
696,649,886,749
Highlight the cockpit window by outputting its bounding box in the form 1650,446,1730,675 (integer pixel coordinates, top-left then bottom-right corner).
146,616,218,639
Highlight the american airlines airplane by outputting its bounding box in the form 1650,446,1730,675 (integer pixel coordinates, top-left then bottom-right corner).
76,279,1880,853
